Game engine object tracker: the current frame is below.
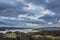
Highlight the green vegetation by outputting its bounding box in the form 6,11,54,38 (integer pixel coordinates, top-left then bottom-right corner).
0,30,60,40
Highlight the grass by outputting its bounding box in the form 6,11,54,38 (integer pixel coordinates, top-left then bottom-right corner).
4,33,17,38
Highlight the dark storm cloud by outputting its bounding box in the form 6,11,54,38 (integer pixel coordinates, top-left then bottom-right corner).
18,17,47,25
0,21,8,25
25,0,60,11
25,0,60,10
42,0,60,24
0,0,28,17
30,0,60,24
0,0,60,27
46,0,60,16
0,16,47,27
0,19,27,27
39,15,56,21
26,0,47,4
39,14,60,24
46,0,60,9
0,0,18,10
0,8,28,17
25,0,47,7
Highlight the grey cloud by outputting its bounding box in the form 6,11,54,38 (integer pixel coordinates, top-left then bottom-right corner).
0,0,60,27
25,0,60,11
0,0,28,17
46,0,60,9
19,17,47,25
39,15,59,24
0,16,47,27
0,8,28,17
0,0,18,10
0,19,27,27
25,0,46,5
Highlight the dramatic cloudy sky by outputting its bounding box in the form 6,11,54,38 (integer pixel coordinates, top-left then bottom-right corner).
0,0,60,28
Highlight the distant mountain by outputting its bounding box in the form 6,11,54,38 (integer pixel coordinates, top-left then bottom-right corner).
34,27,60,31
0,27,60,31
0,27,33,31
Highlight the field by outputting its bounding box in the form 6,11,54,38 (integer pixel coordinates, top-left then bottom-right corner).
0,30,60,40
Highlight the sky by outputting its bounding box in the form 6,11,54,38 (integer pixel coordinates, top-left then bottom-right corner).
0,0,60,28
